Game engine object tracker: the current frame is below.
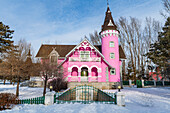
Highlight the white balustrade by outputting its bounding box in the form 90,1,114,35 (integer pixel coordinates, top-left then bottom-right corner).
69,57,101,62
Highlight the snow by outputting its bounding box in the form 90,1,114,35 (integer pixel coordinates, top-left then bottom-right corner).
0,84,170,113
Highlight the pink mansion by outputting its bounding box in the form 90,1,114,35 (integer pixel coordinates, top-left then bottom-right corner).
36,5,126,89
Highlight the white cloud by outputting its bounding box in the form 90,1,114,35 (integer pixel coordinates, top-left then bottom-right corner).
0,0,164,56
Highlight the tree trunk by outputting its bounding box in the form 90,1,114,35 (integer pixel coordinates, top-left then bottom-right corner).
16,77,20,97
43,75,47,96
13,81,15,86
3,79,6,85
10,80,12,84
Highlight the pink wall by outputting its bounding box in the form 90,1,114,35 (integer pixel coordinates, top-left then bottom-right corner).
40,37,121,83
101,30,120,82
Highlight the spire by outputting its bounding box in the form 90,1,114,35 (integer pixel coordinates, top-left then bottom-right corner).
26,48,32,64
27,49,32,57
101,2,118,33
107,0,109,8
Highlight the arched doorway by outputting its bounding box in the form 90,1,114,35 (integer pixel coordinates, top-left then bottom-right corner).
91,67,98,82
81,67,88,81
71,67,78,81
72,67,78,76
81,67,88,76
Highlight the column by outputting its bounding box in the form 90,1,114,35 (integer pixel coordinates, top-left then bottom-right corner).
142,80,144,88
78,69,81,82
88,71,91,82
98,68,102,82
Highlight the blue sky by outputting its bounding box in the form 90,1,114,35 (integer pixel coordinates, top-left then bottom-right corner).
0,0,164,55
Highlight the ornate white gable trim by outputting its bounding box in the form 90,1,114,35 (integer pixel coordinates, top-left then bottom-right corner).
48,47,60,57
58,38,114,69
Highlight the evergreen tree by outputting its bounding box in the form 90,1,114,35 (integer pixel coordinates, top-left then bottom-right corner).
146,17,170,80
0,22,14,54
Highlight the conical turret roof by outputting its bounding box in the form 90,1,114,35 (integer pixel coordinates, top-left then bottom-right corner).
101,6,118,32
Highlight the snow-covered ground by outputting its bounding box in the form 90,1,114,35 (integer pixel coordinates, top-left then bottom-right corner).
0,84,170,113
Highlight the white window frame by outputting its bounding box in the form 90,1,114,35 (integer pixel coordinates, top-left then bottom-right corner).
50,53,58,63
109,41,114,47
110,53,115,59
110,68,116,75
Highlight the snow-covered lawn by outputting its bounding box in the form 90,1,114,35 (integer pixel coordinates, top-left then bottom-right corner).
0,84,170,113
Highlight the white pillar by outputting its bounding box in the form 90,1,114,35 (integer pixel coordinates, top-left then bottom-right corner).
115,92,125,106
154,80,156,87
45,92,55,105
129,80,132,87
162,80,165,86
142,80,144,88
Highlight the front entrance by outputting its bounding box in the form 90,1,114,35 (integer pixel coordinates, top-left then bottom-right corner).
81,67,88,81
56,85,115,104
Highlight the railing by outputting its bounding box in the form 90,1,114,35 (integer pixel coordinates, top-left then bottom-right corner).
144,81,154,86
70,76,98,82
123,80,170,87
19,96,45,104
81,77,88,81
0,96,45,107
71,76,79,82
69,57,101,62
123,81,129,85
55,85,115,104
91,76,98,82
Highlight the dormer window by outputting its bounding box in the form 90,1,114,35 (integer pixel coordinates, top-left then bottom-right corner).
51,55,57,63
49,48,59,63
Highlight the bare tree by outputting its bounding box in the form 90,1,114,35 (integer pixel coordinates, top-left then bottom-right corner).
89,31,101,45
160,0,170,18
0,39,36,97
117,17,161,81
40,61,64,96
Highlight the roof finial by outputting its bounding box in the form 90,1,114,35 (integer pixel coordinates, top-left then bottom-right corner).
107,0,109,7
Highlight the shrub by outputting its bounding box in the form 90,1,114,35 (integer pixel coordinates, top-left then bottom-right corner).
0,93,19,111
48,77,67,92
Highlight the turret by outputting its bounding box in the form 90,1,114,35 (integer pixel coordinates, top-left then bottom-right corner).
101,4,120,80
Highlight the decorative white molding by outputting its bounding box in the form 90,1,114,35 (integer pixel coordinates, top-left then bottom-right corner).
48,47,60,57
69,65,80,71
101,30,119,38
90,65,99,70
80,65,90,70
68,75,71,77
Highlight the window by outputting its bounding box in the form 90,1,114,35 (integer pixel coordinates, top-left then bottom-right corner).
110,53,115,59
109,41,114,47
80,51,90,58
51,56,57,63
110,68,116,75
